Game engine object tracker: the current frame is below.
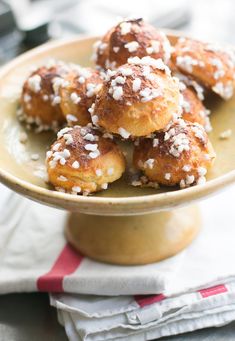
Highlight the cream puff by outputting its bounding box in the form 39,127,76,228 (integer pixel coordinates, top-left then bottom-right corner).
46,125,126,194
93,18,172,70
92,57,181,138
179,83,211,132
171,37,235,99
133,118,215,188
20,61,69,131
59,66,103,126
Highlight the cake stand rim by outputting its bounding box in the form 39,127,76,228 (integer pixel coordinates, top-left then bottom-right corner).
0,33,234,214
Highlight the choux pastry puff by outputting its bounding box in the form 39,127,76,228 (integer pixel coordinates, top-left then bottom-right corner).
93,17,172,70
172,37,235,99
92,56,181,138
20,62,69,131
133,118,216,188
46,125,126,195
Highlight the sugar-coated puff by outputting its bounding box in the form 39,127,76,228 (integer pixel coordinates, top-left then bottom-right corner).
59,67,103,126
92,56,181,138
93,18,172,70
179,83,211,132
46,125,126,195
133,119,216,188
171,37,235,99
20,62,69,131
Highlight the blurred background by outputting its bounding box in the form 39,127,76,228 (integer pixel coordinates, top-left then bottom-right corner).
0,0,235,66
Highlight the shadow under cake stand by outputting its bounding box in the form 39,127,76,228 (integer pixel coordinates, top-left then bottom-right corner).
0,34,234,265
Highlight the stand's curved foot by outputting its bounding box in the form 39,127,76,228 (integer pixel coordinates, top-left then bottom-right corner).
65,205,201,265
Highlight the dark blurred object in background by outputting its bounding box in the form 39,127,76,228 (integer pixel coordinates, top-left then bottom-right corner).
0,0,77,64
0,1,23,65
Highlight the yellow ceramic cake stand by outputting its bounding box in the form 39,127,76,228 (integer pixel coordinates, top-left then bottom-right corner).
0,34,234,265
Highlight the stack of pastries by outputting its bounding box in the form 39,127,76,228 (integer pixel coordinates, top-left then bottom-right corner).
18,18,235,195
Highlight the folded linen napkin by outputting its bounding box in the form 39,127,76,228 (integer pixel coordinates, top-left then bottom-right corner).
51,280,235,341
0,183,235,340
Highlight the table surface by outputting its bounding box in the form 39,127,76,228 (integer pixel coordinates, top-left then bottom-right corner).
1,293,235,341
1,1,235,341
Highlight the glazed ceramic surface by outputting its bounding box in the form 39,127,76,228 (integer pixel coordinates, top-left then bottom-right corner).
0,34,235,215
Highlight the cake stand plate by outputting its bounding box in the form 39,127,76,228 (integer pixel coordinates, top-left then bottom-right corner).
0,33,234,264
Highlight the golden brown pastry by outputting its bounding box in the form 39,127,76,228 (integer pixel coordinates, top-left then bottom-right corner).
59,67,103,126
92,57,181,138
133,118,215,188
93,18,172,70
46,125,126,194
179,83,211,132
174,73,205,101
20,62,69,131
171,37,235,99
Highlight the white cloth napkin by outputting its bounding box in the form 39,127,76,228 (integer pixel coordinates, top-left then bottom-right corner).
51,280,235,341
0,183,235,340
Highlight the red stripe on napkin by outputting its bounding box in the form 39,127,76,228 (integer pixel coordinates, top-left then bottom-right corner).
199,284,227,298
135,294,165,307
37,244,83,292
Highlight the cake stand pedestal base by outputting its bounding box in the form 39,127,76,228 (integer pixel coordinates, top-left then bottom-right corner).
65,205,201,265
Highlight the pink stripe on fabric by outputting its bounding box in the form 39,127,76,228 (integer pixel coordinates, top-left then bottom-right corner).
135,284,228,306
199,284,228,298
37,244,83,292
135,294,166,307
